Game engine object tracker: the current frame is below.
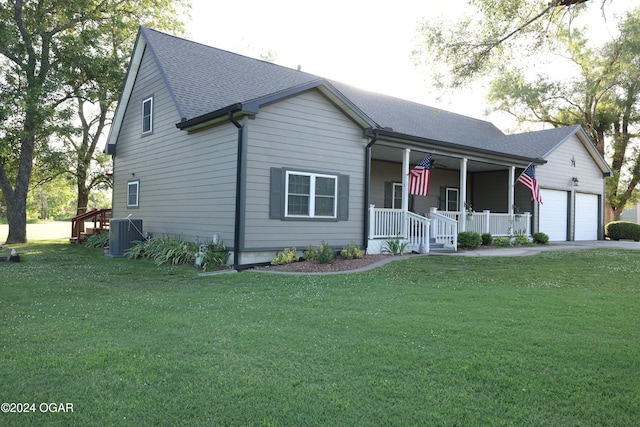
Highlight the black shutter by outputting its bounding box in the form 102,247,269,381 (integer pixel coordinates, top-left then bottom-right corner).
270,168,284,219
384,181,393,208
338,174,349,220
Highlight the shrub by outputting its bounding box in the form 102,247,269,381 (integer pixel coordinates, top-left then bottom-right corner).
84,232,110,248
513,235,533,246
305,242,336,264
126,235,230,269
340,243,364,260
481,233,493,246
493,236,512,247
271,247,299,265
458,231,481,249
202,240,230,271
606,221,640,242
381,237,409,256
532,232,549,244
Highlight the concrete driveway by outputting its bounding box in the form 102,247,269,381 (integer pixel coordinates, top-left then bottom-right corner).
447,240,640,257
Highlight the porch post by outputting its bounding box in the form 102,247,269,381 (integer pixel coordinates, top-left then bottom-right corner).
402,149,410,238
402,149,410,212
508,166,515,215
460,158,468,232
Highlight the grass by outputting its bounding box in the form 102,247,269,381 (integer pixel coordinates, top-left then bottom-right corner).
1,240,639,426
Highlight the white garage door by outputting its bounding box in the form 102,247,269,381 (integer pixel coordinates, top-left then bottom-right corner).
575,193,599,240
539,189,568,241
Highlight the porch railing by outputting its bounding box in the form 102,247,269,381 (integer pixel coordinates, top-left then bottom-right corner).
406,211,430,253
428,208,458,250
369,207,530,253
369,206,431,253
438,210,531,236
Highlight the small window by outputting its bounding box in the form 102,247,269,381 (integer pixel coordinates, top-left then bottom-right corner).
142,97,153,134
445,187,459,211
392,183,403,209
285,171,337,218
127,181,139,207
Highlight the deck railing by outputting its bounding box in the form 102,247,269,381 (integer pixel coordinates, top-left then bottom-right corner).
70,208,112,244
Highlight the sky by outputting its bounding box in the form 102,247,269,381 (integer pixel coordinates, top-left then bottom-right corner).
183,0,633,131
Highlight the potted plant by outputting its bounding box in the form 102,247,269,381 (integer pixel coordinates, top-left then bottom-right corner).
465,202,473,221
513,205,522,222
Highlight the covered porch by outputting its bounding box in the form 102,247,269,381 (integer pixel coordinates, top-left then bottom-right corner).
366,143,537,254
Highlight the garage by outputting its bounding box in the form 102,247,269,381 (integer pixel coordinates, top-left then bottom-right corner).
539,189,569,241
575,193,599,240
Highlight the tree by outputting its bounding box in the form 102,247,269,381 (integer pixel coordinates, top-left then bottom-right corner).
59,3,188,218
0,0,188,244
412,0,614,88
488,10,640,221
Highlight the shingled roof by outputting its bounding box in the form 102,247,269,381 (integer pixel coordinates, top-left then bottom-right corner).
140,28,505,144
112,27,605,168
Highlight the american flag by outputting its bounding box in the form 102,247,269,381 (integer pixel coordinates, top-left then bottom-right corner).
517,164,543,204
409,155,432,197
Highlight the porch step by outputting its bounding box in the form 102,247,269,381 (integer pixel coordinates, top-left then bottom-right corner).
429,243,456,253
406,242,456,254
428,240,456,253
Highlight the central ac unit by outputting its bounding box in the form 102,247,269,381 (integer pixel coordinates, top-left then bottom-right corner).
108,219,144,257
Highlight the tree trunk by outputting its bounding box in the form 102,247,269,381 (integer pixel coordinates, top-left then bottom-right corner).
0,133,35,244
4,193,28,244
77,180,89,216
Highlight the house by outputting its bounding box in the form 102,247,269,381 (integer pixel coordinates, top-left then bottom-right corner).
620,204,640,223
105,27,613,268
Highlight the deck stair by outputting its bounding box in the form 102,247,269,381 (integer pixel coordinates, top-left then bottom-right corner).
70,208,112,244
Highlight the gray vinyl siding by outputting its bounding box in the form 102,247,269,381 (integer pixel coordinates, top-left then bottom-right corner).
243,90,366,249
112,47,237,245
536,135,603,193
537,134,606,240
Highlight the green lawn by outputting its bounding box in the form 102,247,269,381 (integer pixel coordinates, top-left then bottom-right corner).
1,241,639,426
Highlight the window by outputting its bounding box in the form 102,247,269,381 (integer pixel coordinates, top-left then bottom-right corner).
285,171,337,218
445,187,459,211
127,181,139,207
392,183,403,209
142,97,153,134
270,168,348,221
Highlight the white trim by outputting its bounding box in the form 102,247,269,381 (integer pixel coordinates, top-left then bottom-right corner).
106,34,147,147
285,171,337,218
127,181,140,207
142,96,153,134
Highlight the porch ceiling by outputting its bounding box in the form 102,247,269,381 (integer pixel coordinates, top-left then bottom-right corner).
370,144,515,173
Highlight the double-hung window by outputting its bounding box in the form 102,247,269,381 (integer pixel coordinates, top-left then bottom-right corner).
285,171,337,218
142,97,153,134
127,181,139,207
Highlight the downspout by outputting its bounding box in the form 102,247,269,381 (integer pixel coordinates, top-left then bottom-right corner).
364,131,378,249
229,111,243,270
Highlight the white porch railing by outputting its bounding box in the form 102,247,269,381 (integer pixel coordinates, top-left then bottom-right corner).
369,206,531,254
368,205,431,253
428,208,458,250
437,210,531,237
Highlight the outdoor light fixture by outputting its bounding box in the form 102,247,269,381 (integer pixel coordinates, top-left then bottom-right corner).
572,177,579,186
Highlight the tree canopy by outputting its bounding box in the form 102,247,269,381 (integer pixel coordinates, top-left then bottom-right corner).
413,0,615,88
0,0,188,243
414,0,639,221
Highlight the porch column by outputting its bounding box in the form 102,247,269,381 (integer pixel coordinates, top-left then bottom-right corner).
402,149,410,238
460,158,468,232
402,148,410,212
508,166,515,215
